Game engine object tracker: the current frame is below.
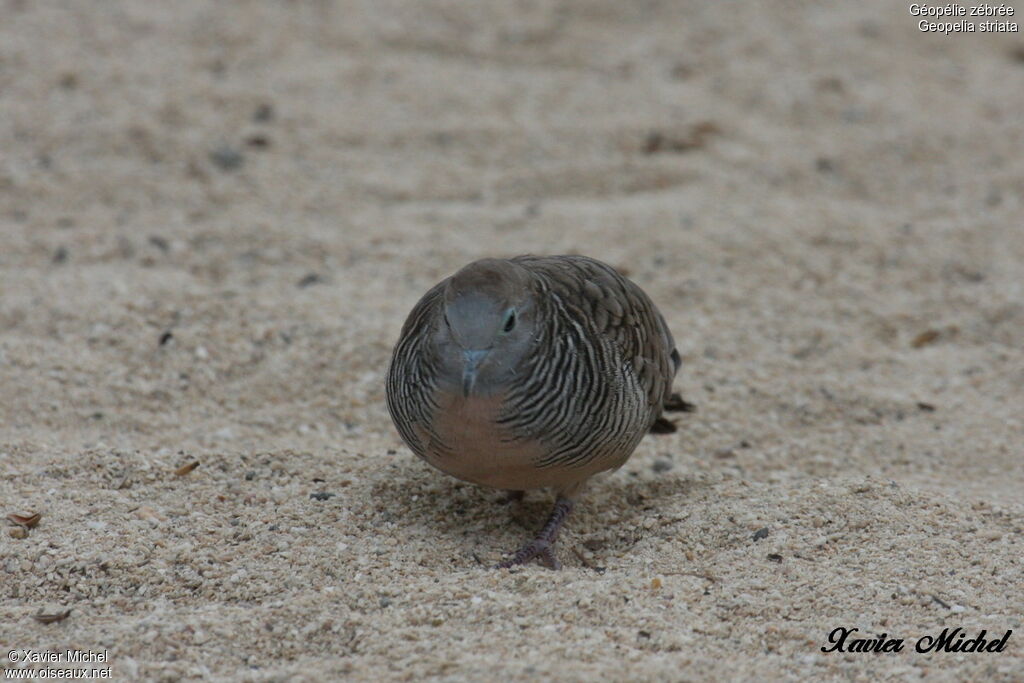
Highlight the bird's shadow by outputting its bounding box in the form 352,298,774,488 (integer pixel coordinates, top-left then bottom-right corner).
370,458,713,568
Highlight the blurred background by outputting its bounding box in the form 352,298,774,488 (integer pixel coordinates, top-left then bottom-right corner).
3,1,1021,465
1,1,1022,679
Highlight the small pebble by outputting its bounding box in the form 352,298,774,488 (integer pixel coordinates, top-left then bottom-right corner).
297,273,323,288
253,103,275,122
135,506,165,525
209,145,244,171
213,427,234,440
651,458,673,473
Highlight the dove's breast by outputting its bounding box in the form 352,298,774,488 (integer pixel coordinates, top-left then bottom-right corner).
415,391,572,491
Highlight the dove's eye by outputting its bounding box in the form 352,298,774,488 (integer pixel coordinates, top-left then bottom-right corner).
502,309,517,333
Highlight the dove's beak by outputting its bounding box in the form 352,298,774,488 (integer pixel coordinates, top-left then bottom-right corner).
461,349,489,397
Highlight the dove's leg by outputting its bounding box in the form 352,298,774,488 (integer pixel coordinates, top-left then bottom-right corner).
496,497,575,570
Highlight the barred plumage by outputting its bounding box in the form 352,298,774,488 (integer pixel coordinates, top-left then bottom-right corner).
385,255,681,568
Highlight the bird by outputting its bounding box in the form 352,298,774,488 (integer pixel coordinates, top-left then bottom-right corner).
385,255,682,569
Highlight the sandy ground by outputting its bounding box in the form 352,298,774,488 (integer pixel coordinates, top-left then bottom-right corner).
2,1,1023,680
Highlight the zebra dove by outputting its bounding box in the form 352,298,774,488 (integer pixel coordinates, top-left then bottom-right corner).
386,255,681,569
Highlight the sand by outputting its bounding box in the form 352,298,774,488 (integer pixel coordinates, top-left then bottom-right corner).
2,1,1023,680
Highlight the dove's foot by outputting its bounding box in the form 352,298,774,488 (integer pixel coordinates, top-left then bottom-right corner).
496,497,574,570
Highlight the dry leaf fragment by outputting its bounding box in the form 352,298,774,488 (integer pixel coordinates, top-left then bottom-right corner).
33,609,72,624
643,121,721,155
174,461,201,476
911,329,940,348
7,512,41,528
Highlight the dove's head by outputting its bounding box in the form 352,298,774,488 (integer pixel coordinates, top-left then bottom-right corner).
436,258,537,397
